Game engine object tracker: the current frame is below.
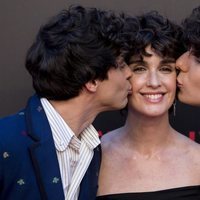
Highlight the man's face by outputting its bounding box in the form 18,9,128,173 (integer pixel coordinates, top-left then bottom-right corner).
176,51,200,106
96,58,132,111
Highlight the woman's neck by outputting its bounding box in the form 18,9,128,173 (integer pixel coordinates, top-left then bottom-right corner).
121,111,176,158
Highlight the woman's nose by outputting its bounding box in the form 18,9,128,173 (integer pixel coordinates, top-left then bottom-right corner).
146,72,161,88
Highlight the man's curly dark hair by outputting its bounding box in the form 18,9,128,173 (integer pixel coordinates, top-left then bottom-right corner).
182,6,200,58
26,5,127,100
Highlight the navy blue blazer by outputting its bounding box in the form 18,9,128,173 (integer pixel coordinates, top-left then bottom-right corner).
0,95,101,200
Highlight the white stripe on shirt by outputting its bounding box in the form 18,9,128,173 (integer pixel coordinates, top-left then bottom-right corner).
40,98,100,200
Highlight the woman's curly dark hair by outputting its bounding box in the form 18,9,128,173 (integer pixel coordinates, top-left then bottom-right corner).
182,6,200,58
123,11,185,62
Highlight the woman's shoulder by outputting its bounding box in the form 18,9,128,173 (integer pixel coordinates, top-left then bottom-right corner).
186,138,200,161
100,127,124,153
176,132,200,165
182,135,200,182
177,132,200,151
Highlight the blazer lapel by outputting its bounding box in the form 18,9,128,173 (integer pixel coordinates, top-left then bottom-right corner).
25,95,65,200
78,145,101,200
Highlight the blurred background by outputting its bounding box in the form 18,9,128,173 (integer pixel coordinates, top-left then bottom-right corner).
0,0,200,142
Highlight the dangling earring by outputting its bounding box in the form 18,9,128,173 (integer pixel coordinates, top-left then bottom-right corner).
173,101,176,116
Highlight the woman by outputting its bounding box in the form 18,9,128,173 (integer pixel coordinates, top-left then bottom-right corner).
97,12,200,200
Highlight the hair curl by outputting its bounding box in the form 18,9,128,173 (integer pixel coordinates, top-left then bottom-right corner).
26,5,127,100
123,11,185,62
182,6,200,58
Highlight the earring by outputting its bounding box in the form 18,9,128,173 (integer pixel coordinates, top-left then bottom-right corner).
173,101,176,116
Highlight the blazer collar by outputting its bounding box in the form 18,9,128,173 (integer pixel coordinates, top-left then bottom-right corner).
25,94,65,200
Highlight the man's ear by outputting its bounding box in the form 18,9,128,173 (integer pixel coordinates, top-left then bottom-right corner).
85,80,99,92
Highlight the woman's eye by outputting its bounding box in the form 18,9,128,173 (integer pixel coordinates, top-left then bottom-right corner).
130,65,146,73
160,66,174,73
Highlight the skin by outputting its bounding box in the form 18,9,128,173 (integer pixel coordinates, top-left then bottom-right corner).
50,57,132,136
176,50,200,106
95,58,132,112
97,46,200,196
127,46,176,118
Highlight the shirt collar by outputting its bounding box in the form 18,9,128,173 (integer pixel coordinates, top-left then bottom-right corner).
40,98,74,151
40,98,100,151
81,124,100,149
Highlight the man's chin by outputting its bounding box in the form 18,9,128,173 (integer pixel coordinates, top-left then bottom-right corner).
178,93,200,106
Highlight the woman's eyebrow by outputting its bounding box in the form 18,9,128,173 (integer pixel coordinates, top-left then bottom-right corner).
160,58,175,64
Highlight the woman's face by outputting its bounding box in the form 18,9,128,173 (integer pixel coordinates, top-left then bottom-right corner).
128,46,176,117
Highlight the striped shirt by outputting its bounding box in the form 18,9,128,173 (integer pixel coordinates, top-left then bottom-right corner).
41,98,100,200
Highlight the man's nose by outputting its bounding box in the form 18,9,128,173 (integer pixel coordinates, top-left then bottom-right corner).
176,51,189,72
